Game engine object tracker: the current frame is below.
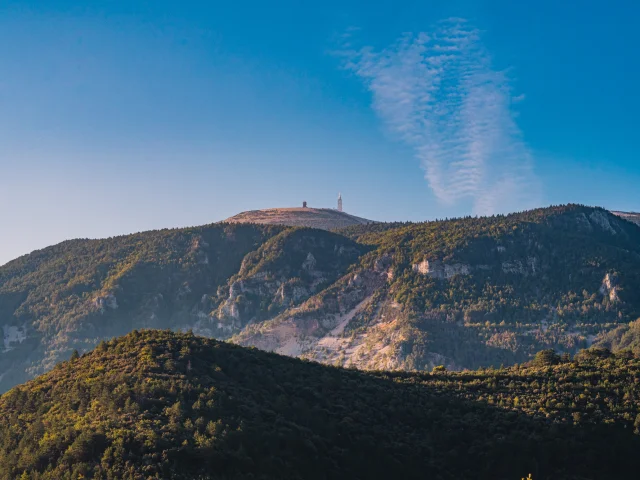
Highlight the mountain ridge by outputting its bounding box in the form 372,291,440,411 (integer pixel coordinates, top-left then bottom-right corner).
234,205,640,370
1,204,640,392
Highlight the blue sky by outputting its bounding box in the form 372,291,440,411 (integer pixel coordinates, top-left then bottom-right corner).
1,0,638,265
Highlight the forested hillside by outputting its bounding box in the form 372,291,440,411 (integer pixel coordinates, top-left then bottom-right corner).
236,205,640,370
1,330,640,479
0,224,366,392
2,204,639,393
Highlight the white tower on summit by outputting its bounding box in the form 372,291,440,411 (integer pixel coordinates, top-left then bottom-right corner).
337,193,343,212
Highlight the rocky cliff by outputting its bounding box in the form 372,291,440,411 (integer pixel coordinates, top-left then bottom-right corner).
612,211,640,227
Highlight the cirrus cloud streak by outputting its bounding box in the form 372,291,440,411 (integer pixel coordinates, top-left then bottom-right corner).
340,19,541,215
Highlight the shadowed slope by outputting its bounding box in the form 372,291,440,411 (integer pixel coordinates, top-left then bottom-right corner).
224,207,374,230
1,330,640,479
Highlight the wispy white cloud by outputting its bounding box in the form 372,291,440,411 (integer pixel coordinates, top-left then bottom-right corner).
339,18,540,215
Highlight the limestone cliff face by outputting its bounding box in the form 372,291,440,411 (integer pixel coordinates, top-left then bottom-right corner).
600,273,620,303
93,293,118,312
211,229,367,337
230,207,640,373
411,257,540,278
412,259,471,279
2,204,640,393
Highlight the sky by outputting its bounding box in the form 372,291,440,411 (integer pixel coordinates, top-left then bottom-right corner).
0,0,639,265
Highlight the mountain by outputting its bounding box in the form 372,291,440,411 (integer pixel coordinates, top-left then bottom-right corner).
2,204,640,393
0,224,365,392
235,205,640,370
223,207,374,230
612,211,640,226
1,330,639,480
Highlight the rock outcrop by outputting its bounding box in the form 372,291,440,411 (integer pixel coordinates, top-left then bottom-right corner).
412,259,471,279
600,273,620,303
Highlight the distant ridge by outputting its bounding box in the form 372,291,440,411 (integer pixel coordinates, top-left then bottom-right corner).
223,207,375,230
612,211,640,226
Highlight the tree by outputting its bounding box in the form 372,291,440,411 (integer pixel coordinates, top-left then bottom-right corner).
533,349,560,367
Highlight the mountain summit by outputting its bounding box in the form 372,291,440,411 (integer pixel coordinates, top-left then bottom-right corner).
223,206,374,230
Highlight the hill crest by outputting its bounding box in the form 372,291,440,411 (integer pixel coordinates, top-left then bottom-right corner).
223,207,375,230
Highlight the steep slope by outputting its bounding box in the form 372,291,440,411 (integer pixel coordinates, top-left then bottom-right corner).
1,330,639,480
224,207,374,230
612,211,640,226
0,224,366,392
212,228,369,337
235,205,640,370
3,204,640,393
0,223,285,391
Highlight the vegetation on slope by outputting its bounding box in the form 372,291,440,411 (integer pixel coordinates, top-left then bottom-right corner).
352,205,640,363
235,205,640,372
213,228,369,329
224,207,373,230
1,330,640,479
0,223,284,390
2,204,640,393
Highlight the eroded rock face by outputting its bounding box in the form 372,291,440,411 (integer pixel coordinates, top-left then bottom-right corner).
2,324,26,352
374,254,393,273
276,282,310,304
94,294,118,312
600,273,620,303
612,211,640,227
412,255,542,278
412,260,471,279
217,281,243,322
502,257,539,276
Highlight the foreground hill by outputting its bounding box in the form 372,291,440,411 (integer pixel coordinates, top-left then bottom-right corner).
223,207,374,230
2,204,640,393
1,330,639,479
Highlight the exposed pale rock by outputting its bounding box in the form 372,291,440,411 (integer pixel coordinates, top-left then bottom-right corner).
589,211,617,235
2,324,26,352
599,273,620,303
217,281,243,320
412,259,470,279
94,293,118,312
